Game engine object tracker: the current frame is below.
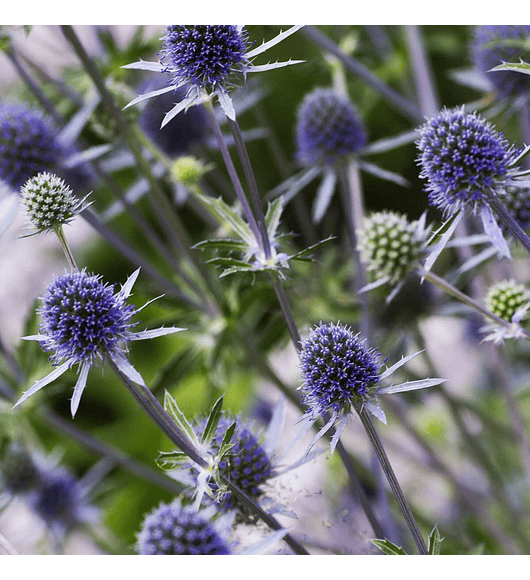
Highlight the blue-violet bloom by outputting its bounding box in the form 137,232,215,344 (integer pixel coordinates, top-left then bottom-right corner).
122,25,303,124
13,268,184,417
298,322,445,453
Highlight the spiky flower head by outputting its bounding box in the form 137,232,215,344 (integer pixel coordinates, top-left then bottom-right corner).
136,499,231,555
296,88,367,167
139,80,209,158
485,279,530,323
38,270,136,367
299,322,382,418
358,211,427,287
207,416,273,513
161,26,250,92
20,172,87,234
0,104,64,190
501,185,530,230
14,268,183,417
416,107,516,215
1,442,40,495
472,25,530,98
31,468,93,532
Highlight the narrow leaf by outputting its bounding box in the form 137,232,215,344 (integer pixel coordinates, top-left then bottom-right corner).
358,160,410,187
372,538,408,555
380,350,425,380
123,84,176,110
480,204,511,259
248,59,305,73
201,396,224,446
312,169,337,223
161,95,199,128
490,60,530,76
121,59,165,72
265,196,285,240
163,390,200,447
428,526,443,555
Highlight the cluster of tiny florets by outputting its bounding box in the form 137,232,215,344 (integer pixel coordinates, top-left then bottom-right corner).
20,172,82,233
299,322,382,417
139,79,209,157
472,25,530,98
1,442,40,495
0,104,64,190
38,271,136,366
485,279,530,323
210,416,273,513
160,25,250,91
358,211,426,286
416,107,516,214
296,88,367,166
136,500,231,555
30,468,89,532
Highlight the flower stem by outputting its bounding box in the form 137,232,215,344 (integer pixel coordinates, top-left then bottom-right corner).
54,225,79,271
419,266,530,337
355,403,428,555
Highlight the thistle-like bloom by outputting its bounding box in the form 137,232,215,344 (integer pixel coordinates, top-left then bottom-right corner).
30,467,95,534
1,442,40,495
296,88,367,167
13,269,184,417
417,107,516,215
20,172,89,234
472,25,530,98
358,211,429,301
136,499,231,555
299,322,445,452
123,25,303,124
482,279,530,343
202,416,273,514
417,107,522,265
0,104,65,190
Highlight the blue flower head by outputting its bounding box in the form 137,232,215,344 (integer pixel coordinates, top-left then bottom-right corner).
472,25,530,98
296,88,367,167
299,322,382,419
123,25,303,125
14,269,184,417
0,104,65,190
416,107,516,215
136,499,231,555
204,416,273,514
31,467,94,533
161,26,250,92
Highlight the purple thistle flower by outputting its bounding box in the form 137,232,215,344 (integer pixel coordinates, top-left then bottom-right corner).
30,468,94,534
416,107,516,215
296,88,367,167
207,416,273,513
299,322,382,419
161,26,250,92
472,25,530,98
14,269,184,417
0,104,65,190
136,499,231,555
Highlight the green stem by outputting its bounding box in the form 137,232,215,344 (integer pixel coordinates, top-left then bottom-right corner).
355,403,428,555
54,225,79,271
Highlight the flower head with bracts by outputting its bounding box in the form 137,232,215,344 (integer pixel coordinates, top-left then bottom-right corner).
416,106,530,271
122,25,304,124
13,268,184,417
298,322,445,454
